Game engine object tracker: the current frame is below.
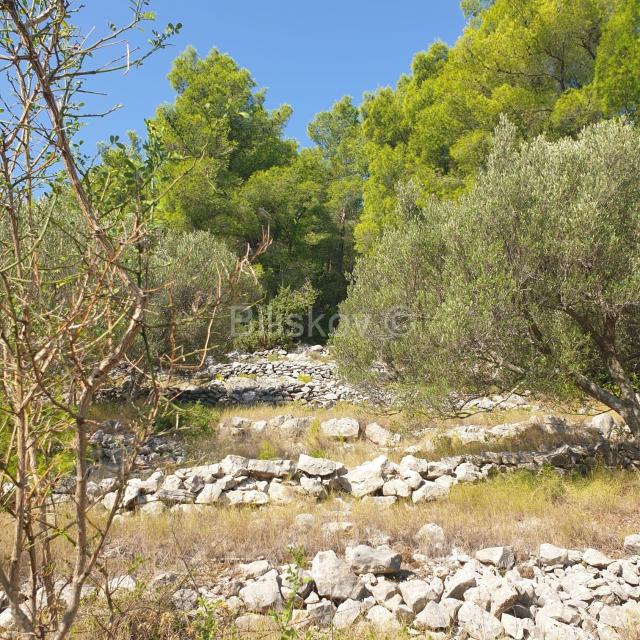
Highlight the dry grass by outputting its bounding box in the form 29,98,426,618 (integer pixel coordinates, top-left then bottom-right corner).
3,468,640,639
75,600,416,640
6,468,637,586
93,393,611,471
180,401,403,467
180,404,601,469
19,467,632,585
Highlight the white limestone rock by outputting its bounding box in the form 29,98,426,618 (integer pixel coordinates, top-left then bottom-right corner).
476,546,516,570
296,454,345,477
458,601,504,640
311,550,362,602
345,545,401,575
320,418,360,440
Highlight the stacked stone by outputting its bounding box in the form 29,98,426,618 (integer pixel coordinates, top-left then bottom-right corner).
81,439,640,515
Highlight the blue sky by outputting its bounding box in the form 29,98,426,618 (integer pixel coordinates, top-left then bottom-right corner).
75,1,467,154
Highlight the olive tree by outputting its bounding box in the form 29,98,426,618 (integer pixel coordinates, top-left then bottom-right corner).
333,119,640,431
147,230,263,366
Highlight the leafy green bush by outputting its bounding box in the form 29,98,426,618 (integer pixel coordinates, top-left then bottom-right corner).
233,282,318,351
257,440,277,460
154,402,218,435
146,230,261,364
333,119,640,431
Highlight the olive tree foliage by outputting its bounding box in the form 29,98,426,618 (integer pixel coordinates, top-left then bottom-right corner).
147,230,262,366
355,0,639,252
333,119,640,431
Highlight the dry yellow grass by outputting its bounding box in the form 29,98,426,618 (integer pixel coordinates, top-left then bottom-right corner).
75,600,416,640
3,468,640,639
94,392,612,472
6,468,638,585
179,401,601,468
27,467,634,584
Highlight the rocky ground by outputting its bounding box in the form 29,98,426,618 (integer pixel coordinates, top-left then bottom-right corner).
99,346,374,408
122,536,640,640
3,348,640,638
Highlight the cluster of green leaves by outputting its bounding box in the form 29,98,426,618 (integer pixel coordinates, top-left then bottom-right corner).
150,48,364,316
355,0,640,251
146,229,261,363
76,0,639,361
332,120,640,423
233,282,318,351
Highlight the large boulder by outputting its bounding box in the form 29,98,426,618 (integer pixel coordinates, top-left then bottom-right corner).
382,478,411,498
311,550,363,602
220,455,249,477
267,480,295,505
398,579,436,614
539,543,569,567
443,568,477,600
239,575,283,612
414,600,454,631
320,418,360,440
476,546,515,570
366,604,401,631
582,548,612,569
399,455,430,477
458,602,503,640
246,459,295,479
365,423,394,446
333,598,373,629
412,481,449,503
341,456,393,497
195,482,223,504
345,545,401,575
297,454,345,478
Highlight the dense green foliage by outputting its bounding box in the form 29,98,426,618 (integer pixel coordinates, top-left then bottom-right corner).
233,282,318,351
332,119,640,429
152,46,295,233
77,0,640,356
152,51,362,316
147,230,261,364
356,0,640,251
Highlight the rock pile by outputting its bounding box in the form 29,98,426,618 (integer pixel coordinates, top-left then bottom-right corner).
99,347,379,408
16,539,638,638
86,439,640,516
173,349,369,407
217,414,400,447
89,425,184,470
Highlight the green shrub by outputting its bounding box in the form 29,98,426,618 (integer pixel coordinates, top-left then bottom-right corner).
333,120,640,431
145,230,262,364
257,440,277,460
233,282,318,351
155,402,218,435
